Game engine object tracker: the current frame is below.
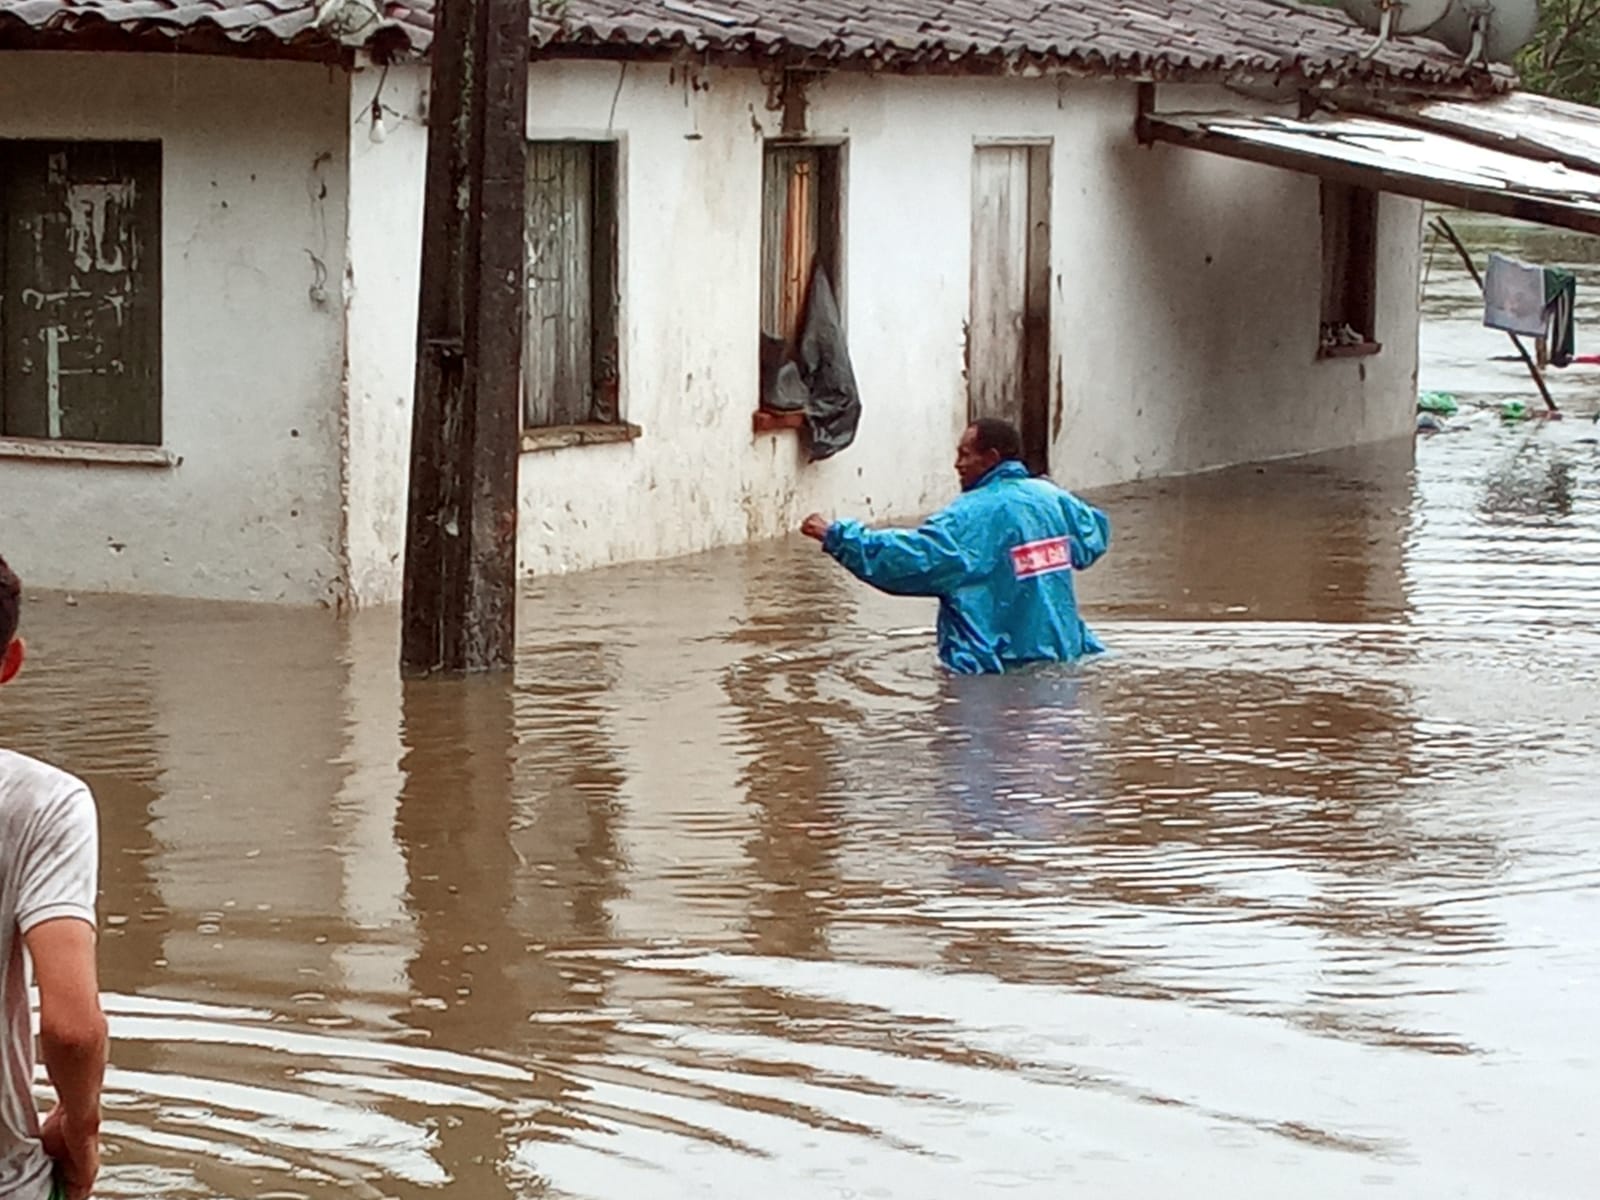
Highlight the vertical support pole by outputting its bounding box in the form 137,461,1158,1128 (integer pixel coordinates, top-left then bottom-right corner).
402,0,530,675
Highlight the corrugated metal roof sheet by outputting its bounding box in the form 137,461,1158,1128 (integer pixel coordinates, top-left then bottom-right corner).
1362,91,1600,176
0,0,1499,90
1143,106,1600,236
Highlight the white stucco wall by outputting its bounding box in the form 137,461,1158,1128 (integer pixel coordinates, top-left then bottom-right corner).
0,53,351,603
344,63,429,608
1063,84,1423,487
341,62,1423,602
512,61,970,579
1,52,1422,607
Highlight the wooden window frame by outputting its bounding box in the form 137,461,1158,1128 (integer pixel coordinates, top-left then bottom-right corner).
0,138,163,447
522,138,625,440
757,139,844,430
1318,181,1381,359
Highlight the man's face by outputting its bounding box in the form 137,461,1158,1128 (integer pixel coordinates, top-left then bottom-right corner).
956,427,999,491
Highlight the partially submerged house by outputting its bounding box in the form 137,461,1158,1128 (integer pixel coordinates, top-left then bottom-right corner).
1,0,1596,605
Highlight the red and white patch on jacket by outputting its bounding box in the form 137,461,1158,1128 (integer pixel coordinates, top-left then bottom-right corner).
1009,536,1071,579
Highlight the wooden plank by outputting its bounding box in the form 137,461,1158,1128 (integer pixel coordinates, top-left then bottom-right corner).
781,153,815,346
1021,143,1052,476
562,143,595,426
968,145,1030,427
520,421,640,452
760,149,787,341
524,143,554,428
566,143,595,426
590,143,621,425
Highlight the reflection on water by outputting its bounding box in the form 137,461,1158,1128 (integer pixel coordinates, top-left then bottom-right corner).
5,216,1600,1197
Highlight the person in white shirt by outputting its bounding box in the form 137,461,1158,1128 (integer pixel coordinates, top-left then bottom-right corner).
0,555,105,1200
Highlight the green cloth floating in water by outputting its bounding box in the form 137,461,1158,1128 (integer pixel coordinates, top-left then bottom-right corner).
1419,392,1459,416
1500,400,1531,423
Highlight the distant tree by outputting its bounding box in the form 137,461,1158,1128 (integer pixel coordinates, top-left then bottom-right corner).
1517,1,1600,106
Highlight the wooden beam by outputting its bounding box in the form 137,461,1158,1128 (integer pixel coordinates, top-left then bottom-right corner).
402,0,530,676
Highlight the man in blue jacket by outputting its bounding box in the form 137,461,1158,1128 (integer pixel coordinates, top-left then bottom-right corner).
801,418,1110,675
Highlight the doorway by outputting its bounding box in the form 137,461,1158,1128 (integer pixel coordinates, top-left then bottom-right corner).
968,142,1052,476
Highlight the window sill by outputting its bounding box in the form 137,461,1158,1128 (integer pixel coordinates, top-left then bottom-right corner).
753,410,805,434
520,423,641,453
0,437,179,467
1318,341,1382,360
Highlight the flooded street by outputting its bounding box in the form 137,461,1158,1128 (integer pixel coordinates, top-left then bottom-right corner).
8,213,1600,1198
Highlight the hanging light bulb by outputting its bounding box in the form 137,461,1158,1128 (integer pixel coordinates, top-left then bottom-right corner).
369,98,387,144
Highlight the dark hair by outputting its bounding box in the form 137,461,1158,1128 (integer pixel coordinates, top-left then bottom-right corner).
0,555,18,650
968,417,1023,462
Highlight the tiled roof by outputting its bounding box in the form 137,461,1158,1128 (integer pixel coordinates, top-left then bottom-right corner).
525,0,1491,87
0,0,1497,90
0,0,424,55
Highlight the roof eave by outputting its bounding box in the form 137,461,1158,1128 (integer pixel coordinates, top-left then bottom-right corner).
0,12,1512,101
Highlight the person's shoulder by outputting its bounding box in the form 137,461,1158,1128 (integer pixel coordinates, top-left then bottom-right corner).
0,749,93,814
1024,476,1100,508
1017,472,1074,492
1013,475,1075,506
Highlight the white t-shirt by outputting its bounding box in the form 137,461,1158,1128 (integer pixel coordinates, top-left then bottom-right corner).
0,750,99,1200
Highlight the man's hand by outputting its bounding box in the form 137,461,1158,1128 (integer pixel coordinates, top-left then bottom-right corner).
41,1106,99,1200
27,917,105,1200
801,513,831,542
40,1106,64,1160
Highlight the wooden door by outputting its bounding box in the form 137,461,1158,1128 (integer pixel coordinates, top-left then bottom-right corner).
969,144,1051,475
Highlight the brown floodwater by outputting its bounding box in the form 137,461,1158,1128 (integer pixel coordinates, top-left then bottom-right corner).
7,213,1600,1198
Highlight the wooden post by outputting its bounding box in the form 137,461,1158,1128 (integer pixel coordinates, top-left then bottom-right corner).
402,0,530,675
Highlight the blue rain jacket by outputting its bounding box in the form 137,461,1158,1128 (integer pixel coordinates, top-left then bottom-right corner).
823,461,1110,675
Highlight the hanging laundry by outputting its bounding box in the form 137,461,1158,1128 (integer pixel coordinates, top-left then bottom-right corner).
757,265,862,462
1483,253,1548,337
1544,266,1577,368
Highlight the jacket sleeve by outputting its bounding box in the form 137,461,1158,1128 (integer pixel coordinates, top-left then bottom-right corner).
823,513,975,597
1062,493,1112,570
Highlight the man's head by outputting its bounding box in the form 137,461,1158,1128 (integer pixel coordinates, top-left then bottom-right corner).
956,418,1024,491
0,555,23,685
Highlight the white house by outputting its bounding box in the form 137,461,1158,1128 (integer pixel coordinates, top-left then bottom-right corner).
0,0,1587,606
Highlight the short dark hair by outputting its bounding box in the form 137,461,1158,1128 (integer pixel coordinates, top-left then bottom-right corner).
0,555,18,650
968,417,1023,462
